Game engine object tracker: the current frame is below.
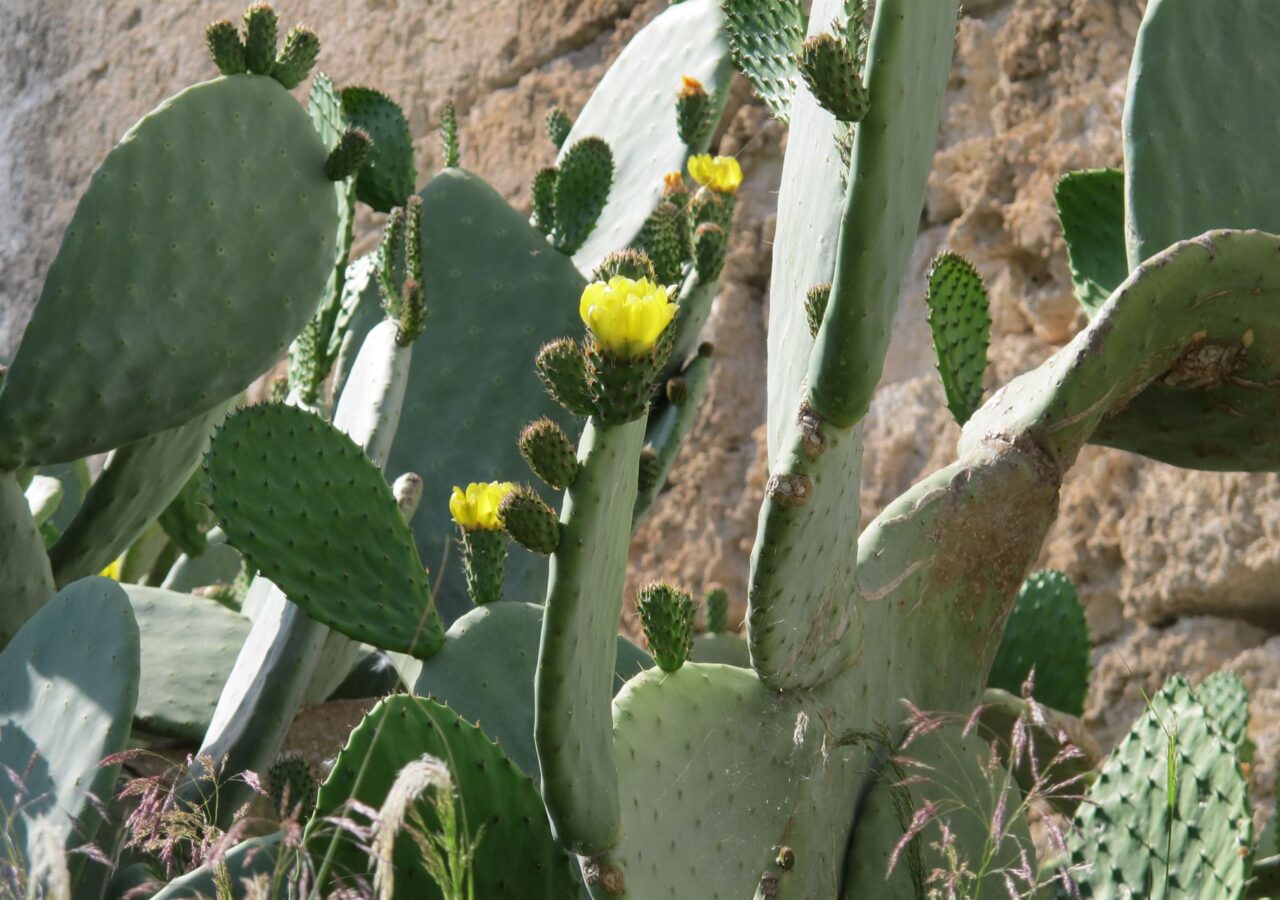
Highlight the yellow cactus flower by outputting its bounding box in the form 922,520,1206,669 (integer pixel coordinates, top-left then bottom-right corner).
449,482,516,531
579,276,677,358
679,75,707,98
688,154,743,194
100,557,123,581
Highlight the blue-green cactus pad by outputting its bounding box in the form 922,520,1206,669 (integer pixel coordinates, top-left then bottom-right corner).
48,402,228,587
1055,168,1125,317
1067,675,1251,899
206,403,443,658
340,85,416,214
0,470,54,647
559,0,732,274
411,601,651,780
0,577,138,869
1125,0,1280,268
1197,669,1250,754
0,75,335,468
124,585,250,741
308,695,578,899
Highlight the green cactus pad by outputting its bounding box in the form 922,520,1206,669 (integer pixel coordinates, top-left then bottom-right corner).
1197,670,1250,755
307,695,577,899
206,403,443,658
545,106,572,150
960,230,1280,472
796,32,869,124
1055,168,1126,318
925,252,990,427
339,85,416,213
806,0,959,426
410,601,651,781
1125,0,1280,269
379,169,585,619
723,0,805,121
537,417,647,855
158,469,211,558
440,99,459,168
606,664,813,899
0,75,335,469
633,200,687,287
636,583,695,672
1066,675,1251,899
988,570,1090,716
0,577,139,873
531,166,558,236
124,584,250,741
0,470,54,647
558,0,732,274
48,402,229,588
536,337,595,418
552,136,614,256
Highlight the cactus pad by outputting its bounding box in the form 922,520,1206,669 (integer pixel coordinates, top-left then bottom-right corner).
340,85,415,213
924,252,990,427
206,403,443,658
723,0,805,121
1066,675,1251,899
636,583,695,672
1125,0,1280,268
124,584,250,741
1055,168,1126,317
0,578,139,871
308,695,577,899
0,75,335,468
1197,669,1250,755
0,471,54,647
552,136,614,256
988,569,1090,716
48,402,228,587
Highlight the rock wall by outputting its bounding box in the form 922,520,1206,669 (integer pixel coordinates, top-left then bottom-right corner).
7,0,1280,805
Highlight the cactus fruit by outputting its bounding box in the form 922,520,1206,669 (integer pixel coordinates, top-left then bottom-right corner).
987,570,1091,717
693,220,727,282
268,753,317,820
592,248,658,285
518,419,579,491
1065,676,1251,898
1055,168,1126,318
339,85,416,212
924,252,991,427
459,528,507,603
322,126,372,182
636,583,695,672
544,105,572,150
723,0,806,121
307,695,578,899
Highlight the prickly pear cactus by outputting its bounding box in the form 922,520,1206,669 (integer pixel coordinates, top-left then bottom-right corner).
924,252,990,427
1055,168,1126,317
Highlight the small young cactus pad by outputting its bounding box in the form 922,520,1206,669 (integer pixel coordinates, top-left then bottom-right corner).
636,583,695,672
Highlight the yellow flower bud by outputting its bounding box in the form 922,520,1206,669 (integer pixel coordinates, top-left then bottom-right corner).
99,557,123,581
449,481,516,531
579,276,677,359
679,75,707,98
688,154,743,194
